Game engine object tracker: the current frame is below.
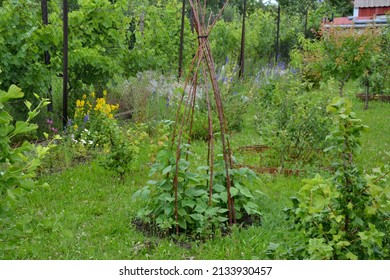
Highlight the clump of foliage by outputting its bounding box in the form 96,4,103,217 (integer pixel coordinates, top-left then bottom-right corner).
133,145,262,238
254,74,331,169
0,0,60,97
67,90,144,182
70,90,119,146
0,85,58,258
99,121,147,183
292,27,382,96
284,98,389,259
360,24,390,98
0,85,54,211
127,0,195,75
290,35,324,87
321,27,382,97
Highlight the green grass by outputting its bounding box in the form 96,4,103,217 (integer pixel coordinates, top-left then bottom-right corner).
2,83,389,260
353,101,390,172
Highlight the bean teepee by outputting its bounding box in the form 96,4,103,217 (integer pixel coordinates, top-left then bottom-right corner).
171,0,236,234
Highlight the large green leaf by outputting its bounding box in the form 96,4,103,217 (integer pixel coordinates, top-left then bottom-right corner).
0,85,24,104
11,121,37,137
0,111,12,124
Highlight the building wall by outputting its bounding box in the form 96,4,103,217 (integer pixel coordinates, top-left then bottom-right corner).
358,7,390,17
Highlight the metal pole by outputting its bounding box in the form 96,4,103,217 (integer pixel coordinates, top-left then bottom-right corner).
63,0,69,129
178,0,186,79
239,0,247,79
41,0,53,112
275,4,281,64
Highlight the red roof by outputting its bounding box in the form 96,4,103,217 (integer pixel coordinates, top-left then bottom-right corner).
332,17,353,25
326,16,377,26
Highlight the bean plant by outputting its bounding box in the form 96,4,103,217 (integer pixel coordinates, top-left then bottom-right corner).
133,144,262,237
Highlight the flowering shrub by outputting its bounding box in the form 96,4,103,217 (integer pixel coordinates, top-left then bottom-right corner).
70,90,119,147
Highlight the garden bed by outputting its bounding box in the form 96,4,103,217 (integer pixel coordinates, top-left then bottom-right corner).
234,164,303,176
356,94,390,102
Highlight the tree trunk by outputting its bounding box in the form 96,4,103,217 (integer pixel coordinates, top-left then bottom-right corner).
238,0,246,79
364,80,369,110
275,5,281,64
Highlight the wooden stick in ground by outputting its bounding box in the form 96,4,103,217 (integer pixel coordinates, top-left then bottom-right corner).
201,61,215,206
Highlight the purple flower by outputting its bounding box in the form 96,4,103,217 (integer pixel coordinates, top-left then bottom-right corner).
83,114,89,123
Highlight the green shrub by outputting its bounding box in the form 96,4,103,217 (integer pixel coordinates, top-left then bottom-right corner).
254,74,331,168
284,98,389,259
0,85,57,258
133,146,262,238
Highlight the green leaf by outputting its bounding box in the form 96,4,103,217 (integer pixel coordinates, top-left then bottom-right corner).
346,252,358,260
20,180,34,191
230,187,239,197
217,216,229,222
0,111,12,124
185,188,207,197
12,121,37,137
185,172,200,183
213,184,225,193
162,165,172,175
219,191,228,203
235,183,254,198
194,201,208,213
189,213,204,221
181,199,196,209
146,180,159,185
0,85,24,104
24,100,32,110
178,219,187,229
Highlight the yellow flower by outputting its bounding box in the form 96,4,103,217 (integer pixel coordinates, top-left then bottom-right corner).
73,124,78,130
103,90,107,96
90,92,95,98
82,94,87,100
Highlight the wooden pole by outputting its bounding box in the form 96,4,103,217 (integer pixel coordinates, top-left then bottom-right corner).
239,0,246,79
41,0,53,112
178,0,186,79
63,0,69,129
275,4,281,64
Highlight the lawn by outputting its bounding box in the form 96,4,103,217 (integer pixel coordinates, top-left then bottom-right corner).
2,90,389,260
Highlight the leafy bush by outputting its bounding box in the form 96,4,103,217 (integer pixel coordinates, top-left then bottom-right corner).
254,74,331,168
126,0,195,75
284,98,389,259
70,90,119,146
0,85,57,258
133,146,262,238
99,121,147,183
290,35,324,87
321,27,382,96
